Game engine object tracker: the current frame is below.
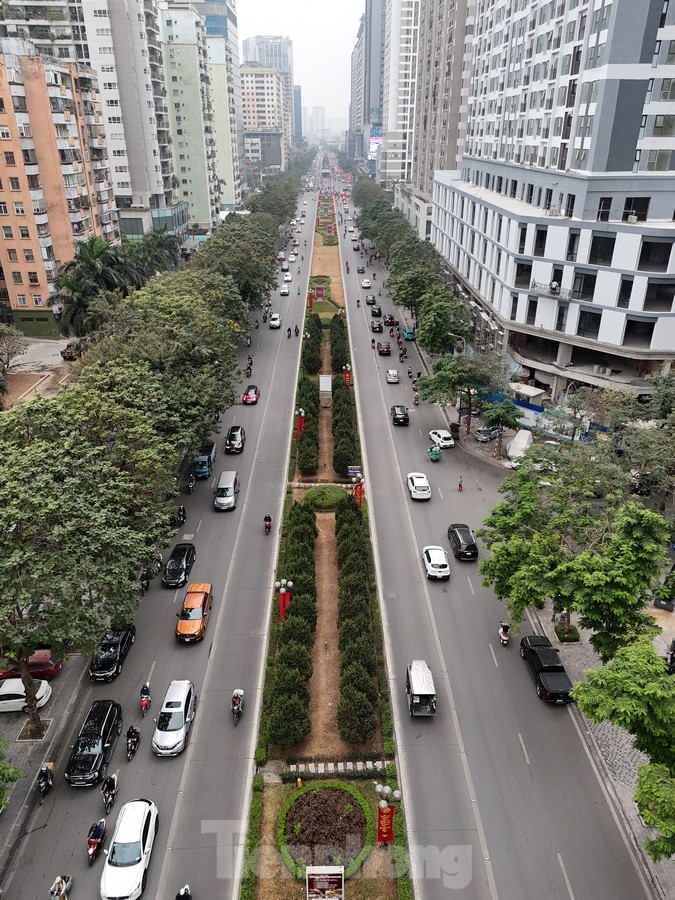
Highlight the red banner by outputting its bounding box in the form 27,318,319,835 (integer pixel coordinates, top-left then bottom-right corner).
308,292,314,309
353,481,363,510
343,371,351,391
377,804,395,845
296,414,305,440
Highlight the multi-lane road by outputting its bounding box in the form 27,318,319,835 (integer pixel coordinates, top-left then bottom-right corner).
9,184,653,900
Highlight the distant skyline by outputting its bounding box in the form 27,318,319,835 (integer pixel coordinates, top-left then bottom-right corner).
236,0,364,123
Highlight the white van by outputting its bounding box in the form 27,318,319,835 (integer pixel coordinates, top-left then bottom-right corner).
506,429,533,465
405,660,437,717
213,471,239,511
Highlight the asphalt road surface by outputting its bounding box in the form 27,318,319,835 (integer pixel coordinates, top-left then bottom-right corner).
9,187,652,900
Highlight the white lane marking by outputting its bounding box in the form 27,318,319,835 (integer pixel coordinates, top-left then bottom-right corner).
489,644,498,668
557,853,576,899
467,576,475,596
146,659,157,684
518,733,531,766
196,518,202,533
172,589,180,605
438,487,444,501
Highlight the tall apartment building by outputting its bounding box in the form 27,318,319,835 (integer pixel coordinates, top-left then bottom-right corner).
348,0,385,174
430,0,675,399
242,35,293,166
240,64,285,176
378,0,420,189
0,0,188,239
395,0,471,236
187,0,243,211
348,16,366,161
159,3,219,232
0,40,117,335
293,85,303,146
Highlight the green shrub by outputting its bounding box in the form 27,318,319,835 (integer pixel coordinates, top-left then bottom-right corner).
276,641,313,680
268,694,311,746
339,662,378,705
287,593,317,631
333,438,355,477
336,533,363,566
338,615,371,653
341,634,377,675
337,686,377,743
278,614,312,648
298,428,319,474
273,668,310,705
304,484,349,509
285,572,316,601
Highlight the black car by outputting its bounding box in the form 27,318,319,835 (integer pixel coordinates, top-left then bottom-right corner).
371,305,382,317
365,295,376,305
519,635,574,703
391,405,409,426
447,524,479,560
162,542,196,588
224,425,246,454
371,320,383,333
356,265,365,274
88,625,136,681
65,699,123,786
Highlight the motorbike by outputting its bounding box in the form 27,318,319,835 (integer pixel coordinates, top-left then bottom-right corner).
231,689,245,726
295,325,299,336
407,367,413,378
399,353,405,364
297,287,301,295
297,267,301,274
101,774,118,815
126,726,141,761
427,445,442,462
245,365,252,378
140,684,151,718
175,886,192,900
140,575,150,595
264,516,272,536
87,819,107,865
287,327,292,338
176,505,186,527
49,874,73,898
254,320,259,329
413,392,419,406
38,763,54,806
187,472,196,494
262,313,267,323
356,298,360,307
372,272,377,280
499,624,511,647
246,335,251,347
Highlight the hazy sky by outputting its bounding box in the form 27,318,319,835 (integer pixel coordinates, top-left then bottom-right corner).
236,0,365,123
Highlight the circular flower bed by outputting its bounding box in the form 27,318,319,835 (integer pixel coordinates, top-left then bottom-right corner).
277,781,374,879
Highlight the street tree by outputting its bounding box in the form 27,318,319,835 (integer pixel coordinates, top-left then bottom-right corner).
0,324,28,377
615,423,675,511
0,738,21,811
352,178,384,210
387,265,437,321
480,398,523,458
635,763,675,861
417,284,472,355
418,352,507,423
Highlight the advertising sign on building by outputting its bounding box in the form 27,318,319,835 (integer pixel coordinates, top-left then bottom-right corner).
306,865,344,900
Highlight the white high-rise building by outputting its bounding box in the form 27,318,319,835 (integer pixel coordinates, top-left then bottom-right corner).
241,64,286,175
429,0,675,399
378,0,420,188
159,3,220,232
242,35,293,166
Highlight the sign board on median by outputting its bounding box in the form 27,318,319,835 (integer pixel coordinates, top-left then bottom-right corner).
306,865,344,900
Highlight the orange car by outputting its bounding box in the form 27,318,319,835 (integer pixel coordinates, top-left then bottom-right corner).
175,583,213,643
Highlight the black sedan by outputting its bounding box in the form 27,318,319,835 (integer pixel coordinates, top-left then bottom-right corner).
447,524,479,560
356,265,366,274
371,320,383,333
377,342,391,356
65,699,123,786
224,425,246,453
88,625,136,681
365,294,376,305
162,542,196,588
371,305,382,317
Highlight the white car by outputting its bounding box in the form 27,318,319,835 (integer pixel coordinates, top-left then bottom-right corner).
303,200,308,205
0,678,51,713
422,546,450,580
269,313,281,329
289,254,296,262
295,227,302,233
100,799,159,900
429,429,455,449
407,472,431,501
280,285,289,296
283,272,293,283
348,226,355,233
361,279,371,289
385,369,400,384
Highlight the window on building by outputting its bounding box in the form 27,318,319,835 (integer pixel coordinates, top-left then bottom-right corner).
660,78,675,101
16,294,26,306
577,309,601,338
13,203,24,215
544,188,553,210
556,303,568,331
0,203,6,215
2,227,12,239
12,272,22,284
0,126,10,140
6,249,17,261
4,152,15,166
623,197,650,221
28,272,39,285
572,271,597,301
526,297,538,325
653,115,675,136
648,149,672,170
618,277,633,308
518,224,527,254
589,234,616,266
32,294,42,306
533,227,547,257
668,40,675,64
23,249,34,261
638,240,672,271
8,177,19,191
19,226,29,238
510,296,518,321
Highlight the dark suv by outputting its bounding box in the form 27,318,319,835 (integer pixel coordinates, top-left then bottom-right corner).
88,625,136,681
447,524,479,560
65,699,123,786
161,542,196,588
391,405,409,426
224,425,246,454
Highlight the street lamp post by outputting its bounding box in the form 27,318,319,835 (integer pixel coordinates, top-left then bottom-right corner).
351,473,364,510
274,578,293,622
375,783,402,849
295,407,305,441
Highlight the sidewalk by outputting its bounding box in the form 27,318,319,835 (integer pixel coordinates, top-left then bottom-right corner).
0,654,89,884
374,257,675,898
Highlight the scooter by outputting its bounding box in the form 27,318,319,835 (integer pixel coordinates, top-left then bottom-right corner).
187,473,196,494
413,393,419,406
101,774,118,815
264,516,272,535
87,819,107,865
175,886,192,900
140,687,151,718
49,874,73,897
246,335,251,347
38,763,54,806
231,690,245,726
126,726,140,761
407,367,413,378
499,624,510,646
176,505,186,527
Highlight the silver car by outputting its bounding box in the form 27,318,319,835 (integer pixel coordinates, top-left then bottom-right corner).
151,680,197,756
385,369,400,384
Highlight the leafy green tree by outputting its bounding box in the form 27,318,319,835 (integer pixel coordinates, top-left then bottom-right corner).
0,738,22,811
0,324,28,376
417,284,472,355
54,237,129,336
635,764,675,861
480,398,523,458
418,352,506,423
616,423,675,511
352,179,384,210
387,266,437,321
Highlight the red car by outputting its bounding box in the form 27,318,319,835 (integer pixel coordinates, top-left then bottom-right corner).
377,342,391,356
242,384,260,405
0,649,62,682
383,315,399,326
